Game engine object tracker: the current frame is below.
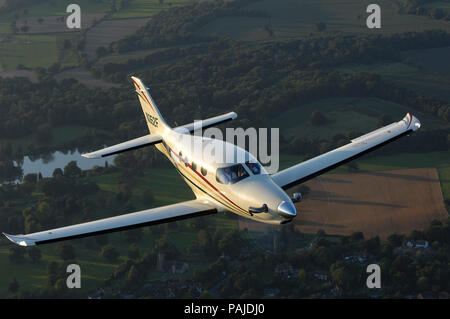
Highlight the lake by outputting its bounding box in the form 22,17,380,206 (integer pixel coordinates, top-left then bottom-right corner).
14,150,116,180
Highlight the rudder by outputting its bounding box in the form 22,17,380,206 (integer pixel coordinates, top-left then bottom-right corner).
131,76,169,135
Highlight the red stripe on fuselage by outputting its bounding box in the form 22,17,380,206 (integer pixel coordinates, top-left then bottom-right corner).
167,145,247,214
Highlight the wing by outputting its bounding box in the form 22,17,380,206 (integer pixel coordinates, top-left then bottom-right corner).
82,134,163,159
3,199,217,246
272,113,421,190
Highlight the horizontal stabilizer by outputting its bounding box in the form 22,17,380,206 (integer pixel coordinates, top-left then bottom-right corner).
82,134,162,159
174,112,237,133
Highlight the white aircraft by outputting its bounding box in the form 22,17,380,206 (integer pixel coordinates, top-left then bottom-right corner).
3,76,421,246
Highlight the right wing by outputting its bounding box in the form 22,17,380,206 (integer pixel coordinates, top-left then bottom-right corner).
272,113,421,190
3,199,217,246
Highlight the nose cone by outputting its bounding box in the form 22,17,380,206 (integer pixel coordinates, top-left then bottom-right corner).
277,200,297,219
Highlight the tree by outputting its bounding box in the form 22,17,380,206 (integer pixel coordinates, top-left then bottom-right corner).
64,161,82,177
122,228,143,243
28,246,42,263
23,173,38,184
386,233,403,247
9,246,25,262
9,278,20,293
55,243,76,260
298,268,307,281
218,230,243,258
52,168,64,177
101,244,119,262
126,265,140,286
128,243,141,260
310,111,327,126
96,46,108,58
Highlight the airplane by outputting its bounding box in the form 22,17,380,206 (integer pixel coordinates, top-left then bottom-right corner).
3,76,421,246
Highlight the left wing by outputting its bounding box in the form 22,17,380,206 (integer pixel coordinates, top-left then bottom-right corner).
272,113,421,190
3,199,217,246
82,134,163,159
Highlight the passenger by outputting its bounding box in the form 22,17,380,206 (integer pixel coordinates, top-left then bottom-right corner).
224,168,233,182
218,169,229,184
230,167,237,180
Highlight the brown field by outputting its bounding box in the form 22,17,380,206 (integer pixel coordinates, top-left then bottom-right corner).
15,14,105,34
54,67,121,88
84,18,150,60
239,168,448,240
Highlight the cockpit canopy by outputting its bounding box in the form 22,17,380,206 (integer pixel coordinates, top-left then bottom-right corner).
216,161,265,184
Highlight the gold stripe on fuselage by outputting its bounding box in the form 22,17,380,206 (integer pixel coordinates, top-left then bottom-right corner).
161,144,247,215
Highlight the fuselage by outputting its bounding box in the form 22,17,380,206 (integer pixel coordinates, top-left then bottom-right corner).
155,129,296,224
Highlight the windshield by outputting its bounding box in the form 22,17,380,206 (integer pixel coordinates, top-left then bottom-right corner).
245,161,262,175
216,164,249,184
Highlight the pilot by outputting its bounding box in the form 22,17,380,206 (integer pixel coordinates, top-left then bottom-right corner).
248,162,260,174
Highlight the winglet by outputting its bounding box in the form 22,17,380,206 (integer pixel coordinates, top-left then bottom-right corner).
2,233,36,246
404,113,421,131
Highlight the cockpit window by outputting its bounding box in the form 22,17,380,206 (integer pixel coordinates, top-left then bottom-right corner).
245,161,262,175
216,164,249,184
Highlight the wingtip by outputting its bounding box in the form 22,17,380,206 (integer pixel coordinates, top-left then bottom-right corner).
404,113,421,131
81,152,100,159
2,232,35,246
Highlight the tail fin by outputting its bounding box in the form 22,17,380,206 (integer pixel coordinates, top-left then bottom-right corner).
131,76,169,135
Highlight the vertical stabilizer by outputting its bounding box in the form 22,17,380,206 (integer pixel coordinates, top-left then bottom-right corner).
131,76,170,135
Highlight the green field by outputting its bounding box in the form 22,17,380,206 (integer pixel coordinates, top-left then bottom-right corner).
0,35,57,70
0,33,80,71
108,0,196,19
271,96,447,139
196,0,450,41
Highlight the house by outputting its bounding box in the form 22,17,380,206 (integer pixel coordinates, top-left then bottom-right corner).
343,251,372,263
405,240,429,249
274,263,295,278
314,271,329,281
156,252,189,274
